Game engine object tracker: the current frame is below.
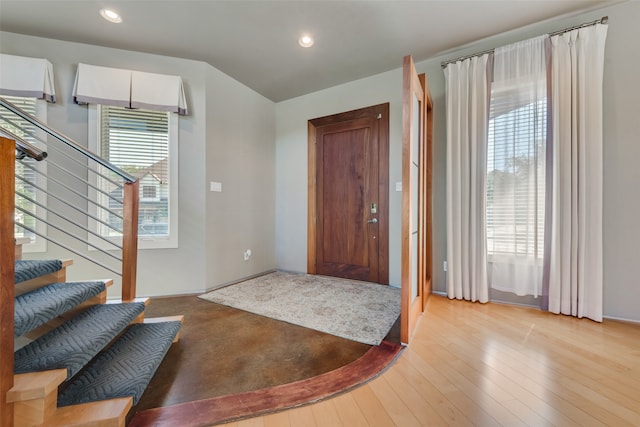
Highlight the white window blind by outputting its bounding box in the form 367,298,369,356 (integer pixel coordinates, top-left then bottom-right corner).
98,106,171,240
487,94,546,258
0,96,48,251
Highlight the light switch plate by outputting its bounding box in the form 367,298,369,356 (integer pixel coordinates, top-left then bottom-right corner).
210,181,222,192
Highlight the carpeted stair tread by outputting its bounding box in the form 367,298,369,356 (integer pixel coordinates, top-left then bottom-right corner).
14,281,107,337
15,259,63,284
57,321,182,407
14,302,146,378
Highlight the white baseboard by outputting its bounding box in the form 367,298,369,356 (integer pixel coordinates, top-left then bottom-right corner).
202,269,277,293
434,290,640,323
603,315,640,324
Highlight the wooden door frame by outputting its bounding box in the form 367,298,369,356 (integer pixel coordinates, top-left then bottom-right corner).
421,74,434,308
401,56,433,344
307,103,390,284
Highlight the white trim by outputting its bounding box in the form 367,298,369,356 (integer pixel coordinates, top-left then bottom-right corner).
88,105,179,250
602,315,640,325
433,290,640,323
19,98,48,254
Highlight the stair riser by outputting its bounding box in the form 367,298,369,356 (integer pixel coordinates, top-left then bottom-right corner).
13,390,57,427
15,271,66,297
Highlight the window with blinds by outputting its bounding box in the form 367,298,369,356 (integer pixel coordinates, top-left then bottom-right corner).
486,90,546,259
97,105,172,240
0,96,43,248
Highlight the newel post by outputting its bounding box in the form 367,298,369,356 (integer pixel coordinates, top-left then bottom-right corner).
121,180,139,302
1,136,16,427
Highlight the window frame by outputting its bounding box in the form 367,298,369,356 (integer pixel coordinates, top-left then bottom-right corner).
4,96,48,253
88,104,179,250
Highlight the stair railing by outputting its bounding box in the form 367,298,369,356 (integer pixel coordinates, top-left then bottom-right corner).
1,94,143,424
0,97,139,300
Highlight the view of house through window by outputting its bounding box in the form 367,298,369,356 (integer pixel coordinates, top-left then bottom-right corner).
97,105,171,240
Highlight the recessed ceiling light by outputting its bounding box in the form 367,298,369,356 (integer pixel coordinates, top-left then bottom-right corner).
100,8,122,24
298,35,314,48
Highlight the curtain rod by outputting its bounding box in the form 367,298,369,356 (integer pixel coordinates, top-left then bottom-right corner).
440,15,608,68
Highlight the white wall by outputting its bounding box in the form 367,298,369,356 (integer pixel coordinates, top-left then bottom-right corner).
598,0,640,322
1,32,276,297
205,66,276,289
275,0,640,321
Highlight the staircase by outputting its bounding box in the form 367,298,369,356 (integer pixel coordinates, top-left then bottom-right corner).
9,244,183,427
1,98,183,426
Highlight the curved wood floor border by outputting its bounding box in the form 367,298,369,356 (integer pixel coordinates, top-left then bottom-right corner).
129,340,403,427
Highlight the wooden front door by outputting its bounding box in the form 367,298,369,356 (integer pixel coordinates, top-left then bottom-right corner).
308,104,389,284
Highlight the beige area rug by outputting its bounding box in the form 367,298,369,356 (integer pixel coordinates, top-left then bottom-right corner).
199,271,400,346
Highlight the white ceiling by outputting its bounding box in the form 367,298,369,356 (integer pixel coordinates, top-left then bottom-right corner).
0,0,613,102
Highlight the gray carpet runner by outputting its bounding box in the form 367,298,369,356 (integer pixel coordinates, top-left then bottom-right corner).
14,281,107,337
15,259,63,284
12,258,181,413
57,321,182,407
14,302,146,378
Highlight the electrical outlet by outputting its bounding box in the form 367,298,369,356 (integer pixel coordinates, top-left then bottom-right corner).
443,261,447,272
210,181,222,192
243,249,252,261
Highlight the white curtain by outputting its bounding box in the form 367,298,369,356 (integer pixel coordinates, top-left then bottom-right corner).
444,54,491,303
488,35,547,297
546,24,608,321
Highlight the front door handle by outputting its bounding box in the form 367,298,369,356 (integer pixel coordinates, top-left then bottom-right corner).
367,218,378,224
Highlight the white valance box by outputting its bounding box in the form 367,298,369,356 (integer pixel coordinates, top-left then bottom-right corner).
73,63,188,115
0,54,56,102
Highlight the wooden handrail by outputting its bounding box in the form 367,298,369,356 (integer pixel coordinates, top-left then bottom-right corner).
121,180,139,301
0,127,48,162
1,136,16,427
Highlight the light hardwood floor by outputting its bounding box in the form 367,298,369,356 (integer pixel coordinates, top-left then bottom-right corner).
223,295,640,426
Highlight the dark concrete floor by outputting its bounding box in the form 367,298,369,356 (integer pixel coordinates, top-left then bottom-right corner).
133,295,399,414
